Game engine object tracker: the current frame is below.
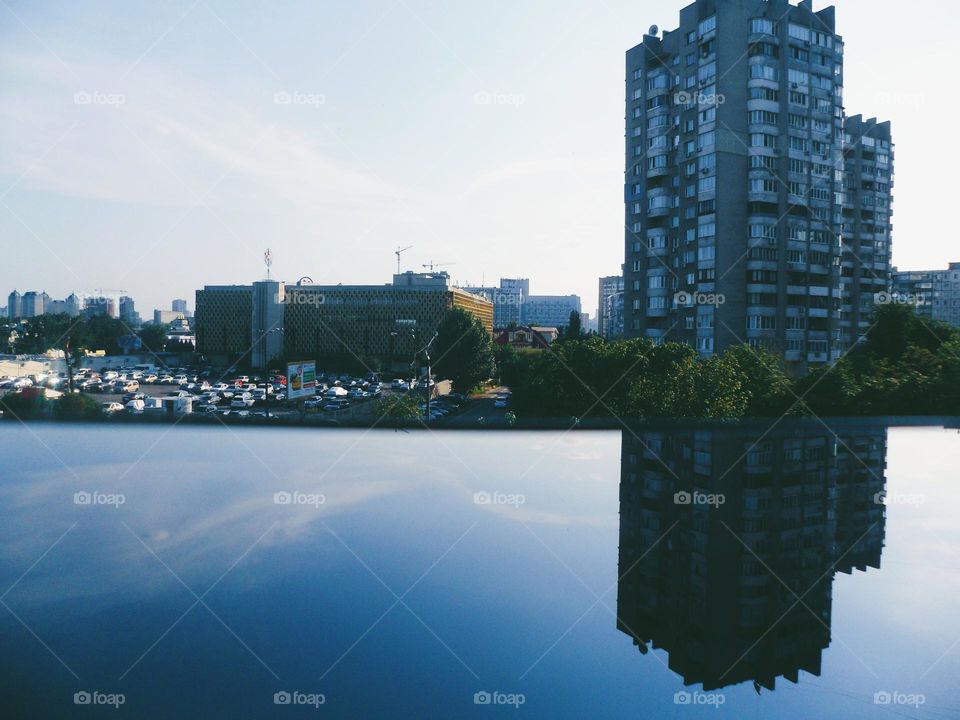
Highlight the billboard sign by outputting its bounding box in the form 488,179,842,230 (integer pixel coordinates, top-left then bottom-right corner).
286,361,317,400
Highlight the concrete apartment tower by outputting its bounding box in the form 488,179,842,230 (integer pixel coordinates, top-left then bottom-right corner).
840,115,894,345
624,0,848,374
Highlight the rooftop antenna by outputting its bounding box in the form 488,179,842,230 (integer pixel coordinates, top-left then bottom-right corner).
264,248,273,280
395,245,413,274
422,261,456,272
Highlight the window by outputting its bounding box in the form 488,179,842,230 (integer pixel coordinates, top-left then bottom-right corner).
788,23,810,42
789,46,809,62
648,274,667,289
750,87,779,102
697,245,715,261
750,18,775,35
696,336,714,353
788,113,808,129
747,315,776,329
790,136,810,152
788,69,809,86
751,154,776,170
698,62,716,85
698,15,716,36
697,153,716,173
698,176,716,193
789,90,808,106
698,130,716,150
750,133,776,148
648,296,666,309
789,158,807,174
750,178,777,193
698,221,716,238
750,64,778,81
749,110,779,125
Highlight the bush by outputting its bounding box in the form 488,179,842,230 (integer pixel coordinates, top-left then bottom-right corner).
0,392,49,420
53,392,103,421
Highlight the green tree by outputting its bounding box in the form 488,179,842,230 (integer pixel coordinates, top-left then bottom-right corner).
565,310,582,339
138,323,169,353
432,308,495,392
53,393,102,420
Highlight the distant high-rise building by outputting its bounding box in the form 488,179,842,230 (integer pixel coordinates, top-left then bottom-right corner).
892,263,960,329
7,291,21,320
524,295,581,329
461,278,529,328
598,275,625,338
623,0,892,373
604,291,625,339
21,291,44,318
83,295,117,318
171,298,191,317
119,296,141,327
64,293,81,317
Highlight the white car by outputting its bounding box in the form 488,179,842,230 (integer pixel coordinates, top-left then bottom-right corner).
143,374,158,383
101,402,124,413
230,396,255,409
159,375,175,384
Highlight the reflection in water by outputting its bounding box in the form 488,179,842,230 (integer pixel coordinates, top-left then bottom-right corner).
617,425,887,693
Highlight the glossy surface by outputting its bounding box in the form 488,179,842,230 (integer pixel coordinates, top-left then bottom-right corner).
0,423,958,718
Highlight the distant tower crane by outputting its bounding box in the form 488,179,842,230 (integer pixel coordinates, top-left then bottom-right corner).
395,245,413,274
422,261,456,272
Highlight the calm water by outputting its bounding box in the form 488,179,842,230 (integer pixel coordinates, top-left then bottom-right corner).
0,422,958,718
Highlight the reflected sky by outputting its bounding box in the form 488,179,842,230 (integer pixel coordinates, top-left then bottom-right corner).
0,423,958,718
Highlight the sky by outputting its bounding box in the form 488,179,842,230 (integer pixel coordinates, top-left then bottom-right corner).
0,0,955,318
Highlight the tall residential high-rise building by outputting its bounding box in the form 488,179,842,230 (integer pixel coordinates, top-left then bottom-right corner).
840,115,894,344
892,263,960,329
625,0,854,373
598,275,625,338
524,295,582,329
7,291,21,320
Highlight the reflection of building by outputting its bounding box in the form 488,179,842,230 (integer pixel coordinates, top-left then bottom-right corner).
617,424,886,692
892,263,960,329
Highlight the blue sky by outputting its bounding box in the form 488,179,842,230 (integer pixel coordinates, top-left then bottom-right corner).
0,0,954,317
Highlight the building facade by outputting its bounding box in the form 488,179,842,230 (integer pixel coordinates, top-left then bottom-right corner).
598,275,625,338
7,291,21,320
624,0,881,374
840,115,894,345
461,278,530,328
524,294,582,329
195,285,255,361
604,290,625,339
197,273,493,369
284,274,493,366
892,263,960,329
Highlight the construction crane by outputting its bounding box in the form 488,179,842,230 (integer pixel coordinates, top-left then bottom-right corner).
421,261,455,272
395,245,413,274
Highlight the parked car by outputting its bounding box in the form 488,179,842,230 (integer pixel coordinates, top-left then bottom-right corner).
323,400,350,412
494,396,509,408
101,402,124,413
230,396,255,409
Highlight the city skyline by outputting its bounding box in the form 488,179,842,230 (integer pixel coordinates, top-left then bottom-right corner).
1,0,955,317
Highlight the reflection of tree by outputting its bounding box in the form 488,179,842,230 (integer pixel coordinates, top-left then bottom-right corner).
616,425,887,692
